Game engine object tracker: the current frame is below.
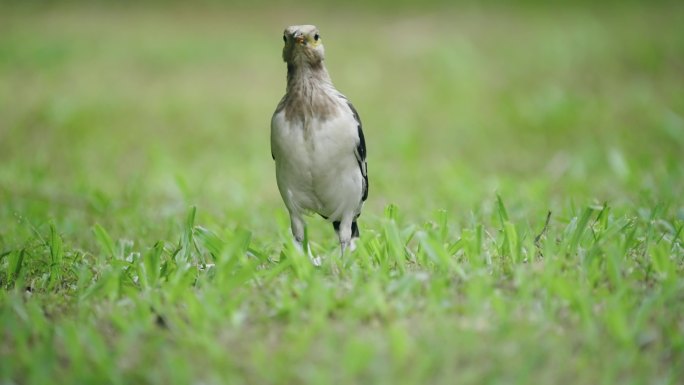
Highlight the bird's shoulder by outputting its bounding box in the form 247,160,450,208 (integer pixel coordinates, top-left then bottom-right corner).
335,93,368,201
333,94,365,154
338,95,361,126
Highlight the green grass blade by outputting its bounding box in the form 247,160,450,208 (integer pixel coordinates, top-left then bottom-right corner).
93,224,116,260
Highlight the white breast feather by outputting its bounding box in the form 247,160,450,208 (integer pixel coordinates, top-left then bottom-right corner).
271,102,363,222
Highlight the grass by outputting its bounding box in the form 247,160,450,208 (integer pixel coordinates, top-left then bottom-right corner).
1,3,683,384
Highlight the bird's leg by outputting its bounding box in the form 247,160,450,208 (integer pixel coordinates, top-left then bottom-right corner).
335,220,359,253
290,214,320,266
290,214,305,249
337,217,353,257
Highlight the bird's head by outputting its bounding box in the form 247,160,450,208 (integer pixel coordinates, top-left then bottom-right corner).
282,25,325,67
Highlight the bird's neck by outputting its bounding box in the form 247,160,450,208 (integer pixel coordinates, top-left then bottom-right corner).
282,61,337,121
286,62,333,95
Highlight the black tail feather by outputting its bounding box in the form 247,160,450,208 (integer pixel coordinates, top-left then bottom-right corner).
351,221,359,238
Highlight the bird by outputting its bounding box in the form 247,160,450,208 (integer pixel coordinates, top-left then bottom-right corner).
271,25,368,262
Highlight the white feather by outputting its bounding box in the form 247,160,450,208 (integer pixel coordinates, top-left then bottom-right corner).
271,100,363,222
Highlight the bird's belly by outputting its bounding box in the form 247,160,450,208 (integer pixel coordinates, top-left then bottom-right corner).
275,151,319,212
310,150,362,219
273,118,362,220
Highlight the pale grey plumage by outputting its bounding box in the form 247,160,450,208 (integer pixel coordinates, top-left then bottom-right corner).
271,25,368,260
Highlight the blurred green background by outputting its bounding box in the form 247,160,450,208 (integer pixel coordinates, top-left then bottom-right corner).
1,2,683,239
1,1,683,383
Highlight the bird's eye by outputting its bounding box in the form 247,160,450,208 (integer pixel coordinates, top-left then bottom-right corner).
314,33,320,41
283,35,287,43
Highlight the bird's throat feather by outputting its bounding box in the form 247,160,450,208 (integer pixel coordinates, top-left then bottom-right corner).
281,64,337,123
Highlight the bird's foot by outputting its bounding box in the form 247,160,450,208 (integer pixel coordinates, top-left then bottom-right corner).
292,238,321,266
349,238,358,252
339,240,349,258
339,236,360,256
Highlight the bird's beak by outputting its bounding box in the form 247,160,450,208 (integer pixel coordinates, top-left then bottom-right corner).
294,32,305,44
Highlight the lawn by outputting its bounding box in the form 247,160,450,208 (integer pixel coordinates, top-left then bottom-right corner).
1,3,683,384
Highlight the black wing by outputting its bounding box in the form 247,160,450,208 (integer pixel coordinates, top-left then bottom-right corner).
347,101,368,202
